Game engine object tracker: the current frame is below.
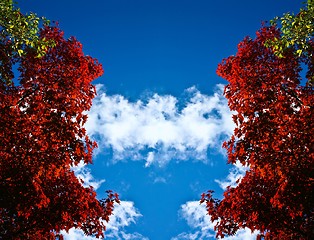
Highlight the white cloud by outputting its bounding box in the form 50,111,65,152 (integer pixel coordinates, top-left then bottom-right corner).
85,84,234,166
174,201,259,240
71,161,105,190
61,201,148,240
173,201,215,240
153,177,167,184
223,228,259,240
172,232,202,240
180,201,213,230
215,161,249,190
108,231,149,240
105,201,148,239
106,201,142,231
60,228,99,240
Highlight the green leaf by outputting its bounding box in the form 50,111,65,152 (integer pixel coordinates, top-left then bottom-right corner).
296,49,303,56
17,49,23,56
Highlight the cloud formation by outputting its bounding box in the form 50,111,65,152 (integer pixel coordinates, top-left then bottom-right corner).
174,201,259,240
215,161,249,190
172,201,215,240
71,161,105,190
85,84,234,166
106,201,142,231
60,228,99,240
105,201,148,239
61,201,147,240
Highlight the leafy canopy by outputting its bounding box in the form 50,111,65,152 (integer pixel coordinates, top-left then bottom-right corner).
265,0,314,85
0,2,119,239
0,0,54,58
201,3,313,240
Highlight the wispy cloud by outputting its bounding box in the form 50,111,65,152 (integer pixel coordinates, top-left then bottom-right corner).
215,161,249,190
85,84,234,167
106,201,142,231
153,177,167,184
61,201,147,240
71,161,105,190
60,228,100,240
107,231,149,240
104,200,148,239
172,201,215,240
222,229,260,240
174,201,259,240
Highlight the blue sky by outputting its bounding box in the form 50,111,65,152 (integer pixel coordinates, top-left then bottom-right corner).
19,1,302,239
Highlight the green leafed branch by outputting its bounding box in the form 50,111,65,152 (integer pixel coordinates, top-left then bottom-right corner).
265,0,314,85
0,0,55,58
0,0,56,84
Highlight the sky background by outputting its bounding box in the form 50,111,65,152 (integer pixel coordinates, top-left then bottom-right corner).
19,1,302,239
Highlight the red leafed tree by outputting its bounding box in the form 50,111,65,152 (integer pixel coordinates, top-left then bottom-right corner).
201,25,313,239
0,26,119,239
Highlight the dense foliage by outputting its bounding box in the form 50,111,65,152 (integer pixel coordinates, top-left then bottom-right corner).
201,2,313,239
267,0,313,58
0,0,54,61
0,1,119,239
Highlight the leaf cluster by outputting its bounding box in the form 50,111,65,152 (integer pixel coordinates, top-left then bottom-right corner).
0,0,55,85
0,0,54,55
0,13,118,240
266,0,313,57
202,25,314,239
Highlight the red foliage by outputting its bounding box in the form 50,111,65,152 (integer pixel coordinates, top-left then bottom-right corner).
201,26,314,239
0,27,119,239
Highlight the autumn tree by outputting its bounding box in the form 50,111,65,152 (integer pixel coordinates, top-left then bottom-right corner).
0,2,119,239
201,3,313,240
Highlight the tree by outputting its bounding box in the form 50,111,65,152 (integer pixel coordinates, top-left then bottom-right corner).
201,19,313,240
0,5,119,240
